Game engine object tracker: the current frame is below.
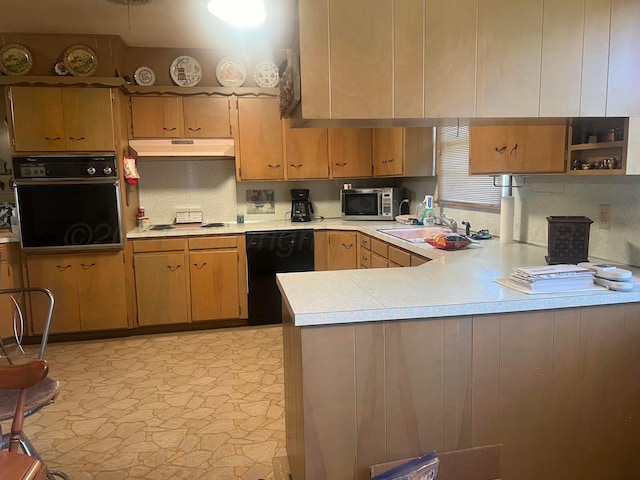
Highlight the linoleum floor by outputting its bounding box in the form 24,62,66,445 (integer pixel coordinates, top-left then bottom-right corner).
18,325,285,480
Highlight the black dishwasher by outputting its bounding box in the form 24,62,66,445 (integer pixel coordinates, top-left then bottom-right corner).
246,229,314,325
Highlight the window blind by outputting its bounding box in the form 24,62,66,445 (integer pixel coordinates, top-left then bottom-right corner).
436,125,501,209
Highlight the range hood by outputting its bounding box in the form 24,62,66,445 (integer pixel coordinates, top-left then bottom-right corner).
129,138,235,157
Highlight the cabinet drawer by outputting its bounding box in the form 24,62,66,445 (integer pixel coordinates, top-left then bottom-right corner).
371,254,388,268
133,238,186,253
388,246,411,267
360,234,371,251
371,238,388,258
188,236,237,250
360,249,371,268
411,255,429,266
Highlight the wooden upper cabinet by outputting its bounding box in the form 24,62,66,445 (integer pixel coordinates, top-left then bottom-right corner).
469,125,566,174
581,0,611,116
329,0,393,118
298,0,635,120
329,128,372,178
373,128,404,176
394,0,425,118
235,97,284,180
130,96,232,138
182,97,231,137
9,87,114,152
298,0,330,119
607,0,640,116
284,119,329,179
130,96,182,138
425,0,477,118
539,0,584,117
373,127,434,177
476,0,543,117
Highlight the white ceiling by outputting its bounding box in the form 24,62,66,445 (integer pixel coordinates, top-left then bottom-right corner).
0,0,298,51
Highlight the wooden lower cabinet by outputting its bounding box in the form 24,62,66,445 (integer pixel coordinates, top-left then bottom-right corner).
370,238,389,268
132,235,246,326
0,244,20,339
134,252,189,326
284,303,640,480
327,231,358,270
188,236,240,322
358,233,429,269
26,251,127,334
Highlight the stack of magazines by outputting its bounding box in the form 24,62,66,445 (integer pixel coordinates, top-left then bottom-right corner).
507,264,596,293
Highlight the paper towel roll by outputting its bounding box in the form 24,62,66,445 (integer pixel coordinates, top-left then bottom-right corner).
500,196,514,244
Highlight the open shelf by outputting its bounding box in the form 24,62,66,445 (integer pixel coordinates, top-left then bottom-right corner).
567,117,628,174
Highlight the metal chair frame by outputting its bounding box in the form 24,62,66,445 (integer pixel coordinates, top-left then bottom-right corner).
0,287,68,480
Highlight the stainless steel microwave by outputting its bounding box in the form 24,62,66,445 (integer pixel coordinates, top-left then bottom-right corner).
341,187,405,221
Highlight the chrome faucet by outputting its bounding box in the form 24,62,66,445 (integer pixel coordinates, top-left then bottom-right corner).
438,212,458,233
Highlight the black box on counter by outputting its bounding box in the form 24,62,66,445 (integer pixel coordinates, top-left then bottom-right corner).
546,216,593,265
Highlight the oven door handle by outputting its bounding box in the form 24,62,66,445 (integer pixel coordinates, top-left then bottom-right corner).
13,178,119,187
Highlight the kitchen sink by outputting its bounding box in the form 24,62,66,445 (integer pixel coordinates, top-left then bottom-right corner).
378,226,452,243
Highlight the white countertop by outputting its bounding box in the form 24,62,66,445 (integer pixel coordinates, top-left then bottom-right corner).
127,218,451,261
126,219,640,326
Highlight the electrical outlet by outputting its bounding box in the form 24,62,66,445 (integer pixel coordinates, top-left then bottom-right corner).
598,204,611,229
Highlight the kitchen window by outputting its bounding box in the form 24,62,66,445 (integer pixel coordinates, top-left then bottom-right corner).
436,125,501,209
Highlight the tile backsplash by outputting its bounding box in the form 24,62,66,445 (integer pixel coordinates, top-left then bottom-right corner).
137,158,238,224
137,158,362,225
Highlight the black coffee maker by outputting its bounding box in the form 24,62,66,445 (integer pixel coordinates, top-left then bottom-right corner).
291,189,313,222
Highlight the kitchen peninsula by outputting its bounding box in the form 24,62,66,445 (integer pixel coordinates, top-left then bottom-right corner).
277,238,640,480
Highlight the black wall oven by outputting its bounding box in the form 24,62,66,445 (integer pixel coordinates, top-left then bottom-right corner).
13,155,123,252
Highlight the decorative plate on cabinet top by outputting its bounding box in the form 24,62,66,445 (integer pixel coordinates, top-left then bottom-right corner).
63,44,99,76
0,43,33,76
216,57,246,87
253,61,279,88
134,65,156,86
54,61,69,76
170,55,202,87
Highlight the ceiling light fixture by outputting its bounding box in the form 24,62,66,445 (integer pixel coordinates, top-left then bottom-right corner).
207,0,267,28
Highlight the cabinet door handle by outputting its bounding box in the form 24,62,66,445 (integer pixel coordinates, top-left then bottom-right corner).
388,158,394,163
188,127,202,132
290,163,302,168
163,127,177,132
80,263,96,270
68,136,86,142
342,243,353,249
45,136,61,142
509,143,518,155
335,162,348,167
56,264,72,271
193,262,207,269
167,264,182,271
267,164,281,169
495,146,507,154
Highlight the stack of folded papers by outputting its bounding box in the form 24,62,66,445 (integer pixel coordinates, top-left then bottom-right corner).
505,264,596,293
